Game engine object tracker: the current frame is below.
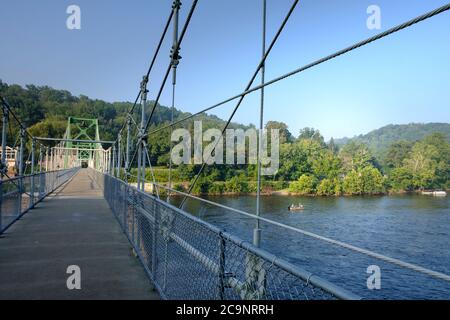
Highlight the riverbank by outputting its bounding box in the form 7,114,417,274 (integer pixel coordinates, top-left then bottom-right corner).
131,181,448,197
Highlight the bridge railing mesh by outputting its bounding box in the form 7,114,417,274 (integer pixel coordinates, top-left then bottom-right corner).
0,168,79,234
91,169,360,300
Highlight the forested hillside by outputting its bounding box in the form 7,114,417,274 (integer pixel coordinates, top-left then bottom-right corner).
1,81,449,194
0,80,246,139
0,80,248,164
335,123,450,163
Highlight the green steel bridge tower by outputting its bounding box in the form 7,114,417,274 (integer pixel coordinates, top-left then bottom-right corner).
63,117,103,168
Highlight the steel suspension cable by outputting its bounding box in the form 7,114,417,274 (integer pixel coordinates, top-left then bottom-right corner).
145,2,450,138
168,83,176,201
126,0,199,173
156,182,450,284
168,0,181,201
179,0,300,209
254,0,267,248
115,7,175,143
0,97,45,150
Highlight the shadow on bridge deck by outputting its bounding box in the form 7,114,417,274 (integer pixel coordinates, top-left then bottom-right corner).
0,169,159,300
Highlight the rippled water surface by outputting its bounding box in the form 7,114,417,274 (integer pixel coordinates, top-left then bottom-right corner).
173,194,450,299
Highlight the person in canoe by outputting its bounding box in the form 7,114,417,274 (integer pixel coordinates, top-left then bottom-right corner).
288,203,304,211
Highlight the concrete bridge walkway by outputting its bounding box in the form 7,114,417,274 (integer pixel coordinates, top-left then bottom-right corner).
0,169,159,300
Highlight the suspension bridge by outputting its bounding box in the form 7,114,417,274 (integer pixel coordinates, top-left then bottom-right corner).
1,1,450,300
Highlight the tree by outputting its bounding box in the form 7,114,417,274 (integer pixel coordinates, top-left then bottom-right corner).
311,149,342,180
276,143,311,181
225,174,249,193
343,166,384,195
421,133,450,188
265,121,294,144
298,127,325,146
340,141,378,172
403,141,438,190
317,178,341,196
384,141,413,169
289,174,318,195
389,167,413,192
328,137,338,154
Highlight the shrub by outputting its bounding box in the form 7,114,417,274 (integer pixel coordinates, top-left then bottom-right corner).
289,174,318,195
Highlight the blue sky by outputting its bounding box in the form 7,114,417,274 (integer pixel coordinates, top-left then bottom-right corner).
1,0,449,140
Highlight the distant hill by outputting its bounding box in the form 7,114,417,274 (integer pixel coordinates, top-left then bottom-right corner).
335,123,450,160
0,80,249,142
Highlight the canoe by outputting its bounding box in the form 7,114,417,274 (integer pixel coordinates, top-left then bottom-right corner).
288,206,305,211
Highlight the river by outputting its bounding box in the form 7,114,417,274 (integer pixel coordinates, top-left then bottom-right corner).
171,194,450,299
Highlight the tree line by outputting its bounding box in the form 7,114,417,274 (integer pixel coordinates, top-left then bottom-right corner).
1,81,448,195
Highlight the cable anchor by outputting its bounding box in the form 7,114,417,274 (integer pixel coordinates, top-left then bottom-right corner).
140,75,149,101
170,46,181,68
172,0,182,10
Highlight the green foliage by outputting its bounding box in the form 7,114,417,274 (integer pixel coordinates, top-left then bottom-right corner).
2,81,448,195
339,141,378,172
173,183,186,192
389,167,413,192
317,178,341,196
343,167,385,195
298,127,326,146
191,176,213,195
265,121,294,144
209,182,225,195
225,175,249,193
384,141,413,170
334,123,450,161
289,174,318,195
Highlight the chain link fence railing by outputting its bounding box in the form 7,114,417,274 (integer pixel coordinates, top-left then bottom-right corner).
0,168,79,234
90,169,360,300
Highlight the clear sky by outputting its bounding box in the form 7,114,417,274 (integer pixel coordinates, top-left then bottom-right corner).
1,0,449,140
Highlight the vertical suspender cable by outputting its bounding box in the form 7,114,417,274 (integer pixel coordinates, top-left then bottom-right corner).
168,0,181,201
179,0,300,209
126,0,199,174
125,116,131,182
254,0,266,248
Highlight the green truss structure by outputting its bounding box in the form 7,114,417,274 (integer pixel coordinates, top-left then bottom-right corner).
63,117,103,168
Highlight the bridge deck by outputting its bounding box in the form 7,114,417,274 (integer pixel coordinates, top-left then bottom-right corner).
0,169,159,300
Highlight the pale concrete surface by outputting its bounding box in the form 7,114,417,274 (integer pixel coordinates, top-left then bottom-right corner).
0,169,159,300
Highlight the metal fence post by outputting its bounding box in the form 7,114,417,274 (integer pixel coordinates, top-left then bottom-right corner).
131,190,136,245
218,233,226,300
112,144,116,178
30,138,35,208
1,103,8,179
18,128,25,216
152,199,158,275
123,183,127,230
117,135,121,178
0,180,3,232
39,145,44,199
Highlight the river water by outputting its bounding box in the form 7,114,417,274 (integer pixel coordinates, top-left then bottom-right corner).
172,194,450,299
